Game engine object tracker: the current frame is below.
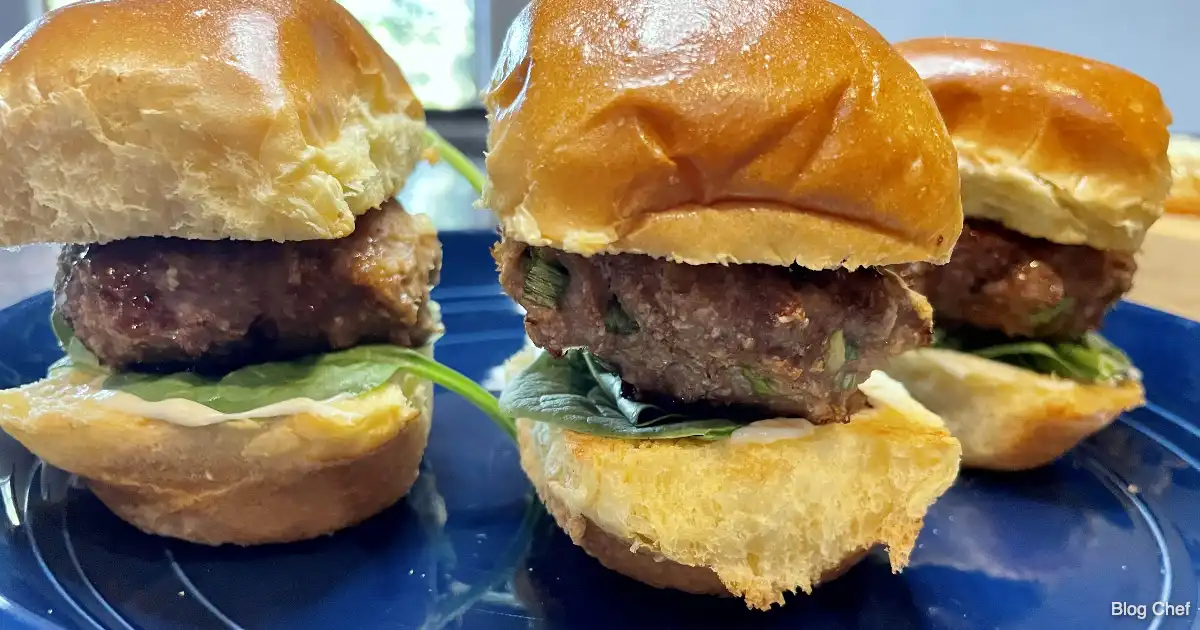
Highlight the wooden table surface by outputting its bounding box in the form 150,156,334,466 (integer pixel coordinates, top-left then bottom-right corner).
1129,214,1200,322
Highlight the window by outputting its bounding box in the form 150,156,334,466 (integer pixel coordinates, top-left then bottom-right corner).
330,0,477,110
43,0,484,112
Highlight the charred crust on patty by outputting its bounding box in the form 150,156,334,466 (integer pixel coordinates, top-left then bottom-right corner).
56,200,442,373
901,219,1136,339
495,238,931,424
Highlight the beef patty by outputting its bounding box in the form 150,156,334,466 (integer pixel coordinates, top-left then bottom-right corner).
56,200,442,372
900,219,1136,339
495,239,931,424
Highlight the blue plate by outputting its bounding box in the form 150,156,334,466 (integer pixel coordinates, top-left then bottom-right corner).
0,231,1197,630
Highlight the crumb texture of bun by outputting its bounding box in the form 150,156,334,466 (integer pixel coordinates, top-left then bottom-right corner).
514,371,961,610
0,0,426,246
887,348,1144,471
534,482,868,600
483,0,962,269
1167,134,1200,216
0,366,432,545
896,38,1172,253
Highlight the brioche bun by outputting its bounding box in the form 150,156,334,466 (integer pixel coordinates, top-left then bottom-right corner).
886,348,1144,471
531,476,869,599
896,38,1172,253
0,364,432,545
510,360,960,610
0,0,425,246
1167,134,1200,216
483,0,962,269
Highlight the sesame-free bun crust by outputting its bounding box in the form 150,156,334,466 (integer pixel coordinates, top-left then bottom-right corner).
0,366,432,545
896,38,1172,253
483,0,962,269
532,477,869,599
887,348,1144,471
507,352,961,609
1167,134,1200,216
0,0,426,246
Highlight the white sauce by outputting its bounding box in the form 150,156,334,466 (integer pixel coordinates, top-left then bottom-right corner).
729,418,816,445
92,390,358,427
856,370,941,428
728,371,945,444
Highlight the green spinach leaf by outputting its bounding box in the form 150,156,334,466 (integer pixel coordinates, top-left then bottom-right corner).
499,349,741,440
50,313,513,436
935,327,1136,384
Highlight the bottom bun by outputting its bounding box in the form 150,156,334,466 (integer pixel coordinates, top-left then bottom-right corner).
0,366,432,545
532,466,868,598
513,371,961,610
887,348,1144,471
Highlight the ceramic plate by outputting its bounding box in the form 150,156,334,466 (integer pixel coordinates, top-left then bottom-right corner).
0,232,1196,629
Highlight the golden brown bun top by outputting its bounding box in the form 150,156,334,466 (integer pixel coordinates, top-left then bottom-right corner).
896,38,1172,252
483,0,962,269
0,0,426,244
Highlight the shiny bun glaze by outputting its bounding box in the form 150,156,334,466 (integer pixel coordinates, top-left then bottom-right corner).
0,0,426,245
484,0,962,269
896,38,1172,252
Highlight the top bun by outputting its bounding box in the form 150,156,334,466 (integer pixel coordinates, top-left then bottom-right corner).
483,0,962,269
0,0,425,246
896,38,1172,253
